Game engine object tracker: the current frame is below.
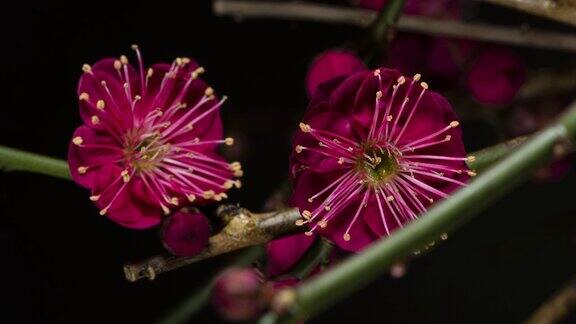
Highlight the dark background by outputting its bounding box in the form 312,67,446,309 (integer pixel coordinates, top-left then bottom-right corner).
2,1,576,323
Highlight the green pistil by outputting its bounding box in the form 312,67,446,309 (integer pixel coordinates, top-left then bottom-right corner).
357,147,399,186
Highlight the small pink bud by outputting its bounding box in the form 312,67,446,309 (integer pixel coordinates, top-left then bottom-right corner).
212,268,264,322
160,208,210,256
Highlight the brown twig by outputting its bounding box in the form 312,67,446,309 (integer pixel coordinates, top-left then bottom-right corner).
123,205,301,282
523,274,576,324
213,0,576,53
484,0,576,28
519,67,576,101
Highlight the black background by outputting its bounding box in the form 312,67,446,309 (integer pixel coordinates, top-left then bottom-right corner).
2,1,576,323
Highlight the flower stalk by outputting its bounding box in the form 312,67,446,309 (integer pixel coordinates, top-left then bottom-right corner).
267,99,576,323
0,145,70,180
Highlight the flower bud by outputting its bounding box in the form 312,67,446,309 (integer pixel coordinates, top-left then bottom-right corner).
467,47,526,105
212,267,264,322
161,208,210,256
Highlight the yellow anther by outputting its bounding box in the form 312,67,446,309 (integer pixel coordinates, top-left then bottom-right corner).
449,121,460,128
72,136,83,146
120,55,128,65
467,171,477,177
204,87,214,97
131,44,139,50
343,233,351,241
376,91,382,99
302,210,312,219
233,180,242,188
445,135,451,141
229,162,242,171
304,231,314,236
466,155,476,162
161,205,170,215
324,206,331,211
318,220,327,228
96,100,105,110
77,166,88,174
147,68,154,78
89,195,100,201
203,190,215,199
234,170,244,177
82,64,92,73
397,76,406,84
373,69,381,76
91,116,100,125
299,122,311,133
223,180,235,189
99,208,108,216
114,60,122,70
121,170,130,183
170,197,179,206
308,198,314,203
387,115,393,122
224,137,234,145
79,92,90,101
387,196,394,202
295,219,305,226
413,73,421,81
295,145,304,153
420,82,429,89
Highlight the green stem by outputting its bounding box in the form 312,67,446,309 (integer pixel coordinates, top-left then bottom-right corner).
289,238,333,280
273,100,576,323
156,246,264,324
0,145,70,180
360,0,406,66
467,136,528,172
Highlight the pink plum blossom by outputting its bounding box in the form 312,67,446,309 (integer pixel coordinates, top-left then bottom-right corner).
290,68,471,251
68,46,242,229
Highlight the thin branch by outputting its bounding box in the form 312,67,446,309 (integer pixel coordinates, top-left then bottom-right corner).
0,145,70,180
484,0,576,28
523,274,576,324
360,0,406,65
123,205,301,282
213,0,576,53
266,98,576,323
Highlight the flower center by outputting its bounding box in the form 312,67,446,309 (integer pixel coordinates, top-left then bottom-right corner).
124,128,170,173
357,144,400,186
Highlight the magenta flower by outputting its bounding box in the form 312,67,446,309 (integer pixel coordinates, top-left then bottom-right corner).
467,47,526,105
265,233,316,277
291,68,471,251
68,46,242,229
161,208,211,256
306,50,366,97
212,267,264,322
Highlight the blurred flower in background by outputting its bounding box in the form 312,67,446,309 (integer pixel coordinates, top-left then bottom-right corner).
212,267,265,322
306,49,366,97
467,46,526,106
